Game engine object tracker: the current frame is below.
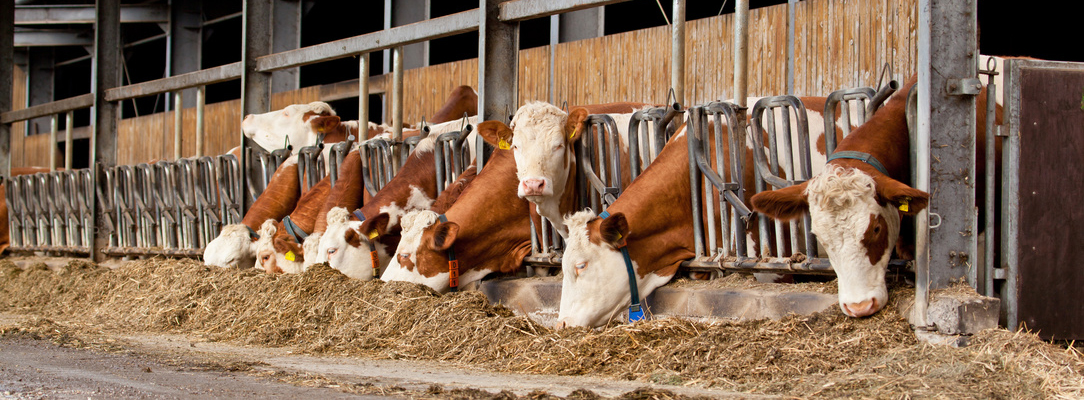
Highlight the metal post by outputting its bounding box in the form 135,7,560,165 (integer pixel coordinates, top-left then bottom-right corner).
0,0,11,177
91,0,122,261
240,0,273,213
734,0,749,107
64,111,73,170
671,0,685,104
49,115,58,171
196,85,205,157
359,53,370,133
479,0,519,170
174,91,182,159
787,0,796,95
549,15,558,104
921,0,978,289
392,46,404,169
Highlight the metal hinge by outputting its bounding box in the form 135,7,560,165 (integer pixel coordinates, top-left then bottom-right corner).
947,78,983,96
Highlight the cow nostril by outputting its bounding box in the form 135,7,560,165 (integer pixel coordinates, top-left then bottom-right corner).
843,299,878,317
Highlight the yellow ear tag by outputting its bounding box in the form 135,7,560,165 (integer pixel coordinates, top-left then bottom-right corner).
899,199,910,212
285,251,296,261
498,138,510,150
368,230,379,240
615,232,622,240
569,127,579,140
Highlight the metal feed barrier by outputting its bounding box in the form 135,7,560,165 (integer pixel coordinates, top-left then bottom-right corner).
4,170,94,254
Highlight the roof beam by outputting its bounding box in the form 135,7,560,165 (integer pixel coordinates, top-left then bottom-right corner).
15,5,167,25
498,0,629,22
14,30,92,47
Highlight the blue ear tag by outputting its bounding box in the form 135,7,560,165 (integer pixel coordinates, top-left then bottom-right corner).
628,304,645,322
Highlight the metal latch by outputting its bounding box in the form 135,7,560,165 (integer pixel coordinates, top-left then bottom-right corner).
947,78,983,96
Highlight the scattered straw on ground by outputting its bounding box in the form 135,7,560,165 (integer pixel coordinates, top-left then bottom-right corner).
1,258,1081,399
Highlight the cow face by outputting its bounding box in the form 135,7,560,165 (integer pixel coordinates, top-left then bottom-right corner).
380,210,451,291
203,223,257,269
751,165,929,317
316,208,387,280
254,220,304,274
503,103,589,233
241,102,341,152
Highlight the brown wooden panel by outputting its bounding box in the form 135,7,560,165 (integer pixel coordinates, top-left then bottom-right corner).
1016,68,1084,340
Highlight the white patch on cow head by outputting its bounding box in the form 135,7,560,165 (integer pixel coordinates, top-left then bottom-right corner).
253,219,304,274
377,185,433,233
301,231,322,271
381,210,442,288
241,101,336,152
556,211,668,328
805,165,898,317
317,207,386,280
203,224,256,269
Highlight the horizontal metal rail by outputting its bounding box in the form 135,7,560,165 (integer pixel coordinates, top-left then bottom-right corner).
104,62,241,102
499,0,630,22
0,93,93,124
256,10,480,73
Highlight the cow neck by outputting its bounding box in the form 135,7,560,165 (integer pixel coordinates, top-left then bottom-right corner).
830,83,912,181
443,149,533,276
281,175,332,245
322,121,357,144
314,150,365,233
243,162,301,230
601,133,697,279
355,148,438,232
429,86,477,123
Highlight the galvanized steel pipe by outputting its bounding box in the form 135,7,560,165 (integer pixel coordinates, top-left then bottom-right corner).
49,115,57,171
359,53,370,134
64,111,73,170
984,76,997,297
671,0,685,104
914,0,933,329
174,92,182,159
734,0,749,106
392,46,404,170
196,85,205,157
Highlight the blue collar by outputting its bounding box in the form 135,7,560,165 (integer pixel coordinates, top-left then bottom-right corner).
282,215,309,243
598,211,645,322
826,150,889,176
353,209,367,222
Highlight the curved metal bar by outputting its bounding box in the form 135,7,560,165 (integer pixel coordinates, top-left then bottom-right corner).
823,87,875,155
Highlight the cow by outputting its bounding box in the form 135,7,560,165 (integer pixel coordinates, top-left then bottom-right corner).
505,102,653,237
242,102,349,153
253,172,335,274
203,155,303,269
379,121,536,293
555,94,874,327
751,77,999,318
314,116,480,278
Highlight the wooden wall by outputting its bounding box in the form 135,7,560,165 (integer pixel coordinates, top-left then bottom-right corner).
15,0,919,168
8,64,51,170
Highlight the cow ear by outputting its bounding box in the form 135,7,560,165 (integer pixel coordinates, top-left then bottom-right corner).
751,181,810,221
310,115,341,133
873,175,930,216
273,236,304,261
476,120,513,148
427,222,460,251
565,108,589,143
598,213,630,249
343,228,362,247
358,213,390,241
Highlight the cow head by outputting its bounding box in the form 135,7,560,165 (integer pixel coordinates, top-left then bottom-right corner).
316,207,388,280
379,210,454,292
503,103,589,233
203,223,258,269
254,220,305,274
557,211,671,328
241,102,341,152
751,165,929,317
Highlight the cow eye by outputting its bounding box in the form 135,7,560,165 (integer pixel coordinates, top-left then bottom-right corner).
873,226,881,234
575,262,587,275
327,248,337,255
399,253,410,259
261,254,271,262
554,143,564,150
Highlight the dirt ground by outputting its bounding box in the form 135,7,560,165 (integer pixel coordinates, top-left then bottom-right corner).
1,257,1082,399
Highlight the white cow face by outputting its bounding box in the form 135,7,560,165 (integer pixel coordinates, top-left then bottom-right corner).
316,207,386,280
253,220,304,274
203,223,257,269
751,165,929,317
507,104,589,232
241,102,340,152
380,210,449,291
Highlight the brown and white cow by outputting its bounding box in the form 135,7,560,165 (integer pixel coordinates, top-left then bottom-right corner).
506,102,653,236
314,116,480,278
379,121,534,292
242,102,347,153
556,95,868,327
203,155,303,269
752,77,1000,318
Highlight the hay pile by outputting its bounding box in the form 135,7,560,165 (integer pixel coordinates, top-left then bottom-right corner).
1,258,1081,398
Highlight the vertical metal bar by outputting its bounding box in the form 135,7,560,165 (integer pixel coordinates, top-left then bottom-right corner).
786,0,796,96
174,92,183,160
91,0,122,261
50,115,58,171
984,78,997,297
548,15,558,105
914,0,934,329
671,0,685,104
196,85,205,157
0,0,12,178
240,0,273,215
479,0,519,171
687,107,705,258
359,53,370,135
65,111,73,170
734,0,750,107
392,46,404,170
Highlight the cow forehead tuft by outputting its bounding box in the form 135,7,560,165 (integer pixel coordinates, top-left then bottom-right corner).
511,102,567,132
563,210,599,250
806,165,877,211
401,210,440,232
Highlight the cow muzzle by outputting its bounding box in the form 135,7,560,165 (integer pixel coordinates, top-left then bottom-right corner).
841,298,880,318
519,178,548,197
